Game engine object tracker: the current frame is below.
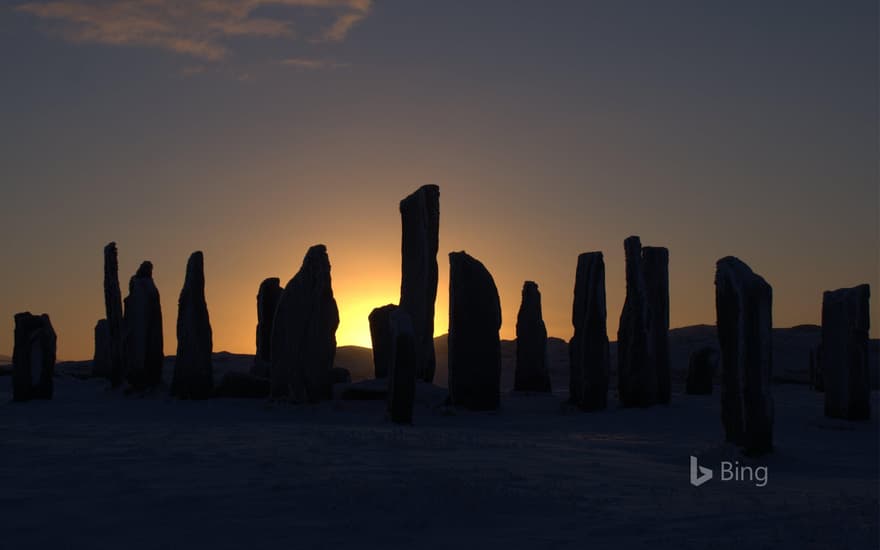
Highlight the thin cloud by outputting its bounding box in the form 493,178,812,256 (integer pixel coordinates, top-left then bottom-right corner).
279,57,349,70
15,0,372,60
178,65,207,77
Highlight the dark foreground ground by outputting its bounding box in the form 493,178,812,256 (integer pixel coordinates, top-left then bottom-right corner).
1,365,877,550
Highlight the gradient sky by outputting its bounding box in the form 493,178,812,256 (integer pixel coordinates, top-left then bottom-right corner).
1,0,877,360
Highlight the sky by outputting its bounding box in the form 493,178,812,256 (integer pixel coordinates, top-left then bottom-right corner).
1,0,877,360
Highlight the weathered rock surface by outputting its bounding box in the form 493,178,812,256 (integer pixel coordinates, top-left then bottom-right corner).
716,256,774,455
253,277,282,377
103,242,125,387
270,245,340,403
171,252,214,399
685,346,717,395
123,261,164,390
369,304,398,379
12,312,56,401
387,309,417,424
92,319,111,379
822,284,871,420
399,184,440,383
448,251,502,411
569,253,609,410
617,236,670,407
515,281,551,393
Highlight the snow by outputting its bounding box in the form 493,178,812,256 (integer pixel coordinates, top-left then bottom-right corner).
1,353,877,549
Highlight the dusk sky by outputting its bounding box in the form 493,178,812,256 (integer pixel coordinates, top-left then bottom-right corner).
1,0,877,360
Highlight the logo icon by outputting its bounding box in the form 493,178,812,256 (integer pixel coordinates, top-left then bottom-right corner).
690,456,713,487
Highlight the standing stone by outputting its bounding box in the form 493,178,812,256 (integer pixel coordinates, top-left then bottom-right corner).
92,319,111,378
103,242,125,387
399,185,440,383
270,245,339,403
448,251,502,410
387,309,417,424
514,281,551,392
171,252,214,399
822,285,871,420
715,256,774,455
369,304,398,379
643,246,670,403
123,261,164,390
685,346,718,395
617,236,670,407
12,312,56,401
569,252,609,410
252,277,282,377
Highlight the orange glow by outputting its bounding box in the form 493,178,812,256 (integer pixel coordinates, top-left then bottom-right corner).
335,291,398,348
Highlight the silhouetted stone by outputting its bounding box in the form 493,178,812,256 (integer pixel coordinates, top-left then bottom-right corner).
715,256,774,455
171,252,213,399
822,285,871,420
12,312,56,401
685,346,717,395
103,242,125,387
123,261,164,390
270,245,340,403
399,185,440,383
369,304,398,379
92,319,111,378
448,251,502,411
569,253,609,410
617,237,671,407
387,309,417,424
331,367,352,385
215,371,270,399
515,281,551,393
253,277,282,377
643,246,671,404
809,344,824,392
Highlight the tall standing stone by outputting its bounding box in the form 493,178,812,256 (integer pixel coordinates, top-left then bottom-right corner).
12,312,56,401
123,261,164,390
514,281,551,392
103,242,125,387
387,309,417,424
92,319,111,378
369,304,398,379
569,252,609,410
399,185,440,383
448,251,502,410
715,256,774,455
271,245,340,403
253,277,282,377
821,285,871,420
643,246,670,403
617,236,670,407
171,252,214,399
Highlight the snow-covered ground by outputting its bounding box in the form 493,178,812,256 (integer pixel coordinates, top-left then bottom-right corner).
1,358,877,550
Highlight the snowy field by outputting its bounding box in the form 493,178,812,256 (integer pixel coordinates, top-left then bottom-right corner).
1,358,877,550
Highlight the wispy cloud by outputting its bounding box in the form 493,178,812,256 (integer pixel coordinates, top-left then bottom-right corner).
15,0,372,60
279,57,348,70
